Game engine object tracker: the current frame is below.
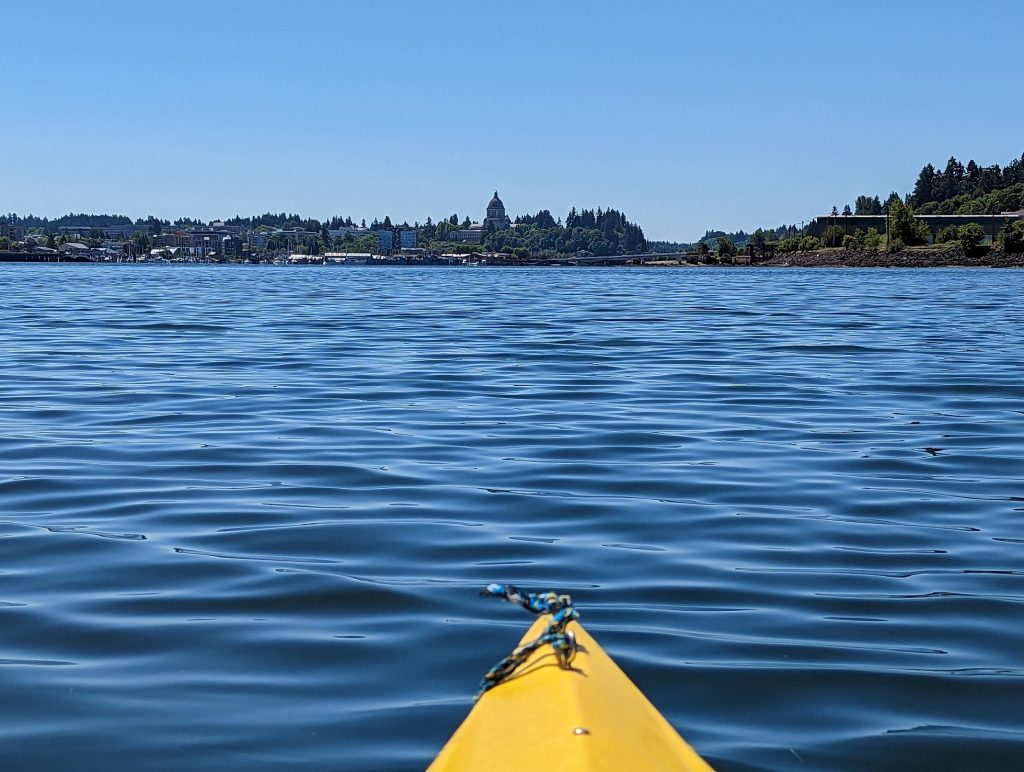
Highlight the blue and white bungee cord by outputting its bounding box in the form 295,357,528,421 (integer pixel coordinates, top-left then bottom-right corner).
476,583,581,700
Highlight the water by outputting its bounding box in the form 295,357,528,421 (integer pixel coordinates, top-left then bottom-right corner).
1,265,1023,771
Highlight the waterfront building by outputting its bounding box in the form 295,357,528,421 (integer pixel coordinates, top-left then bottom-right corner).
399,229,418,249
1,223,24,241
168,227,245,258
244,228,319,250
378,230,394,251
152,233,177,248
57,242,93,257
220,235,243,258
56,224,150,240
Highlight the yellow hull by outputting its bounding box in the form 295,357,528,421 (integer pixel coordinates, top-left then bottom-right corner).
430,615,713,771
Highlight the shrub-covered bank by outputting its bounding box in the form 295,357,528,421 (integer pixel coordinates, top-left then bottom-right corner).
758,247,1024,268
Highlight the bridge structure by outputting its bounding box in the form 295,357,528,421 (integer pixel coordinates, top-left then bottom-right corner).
479,252,696,268
560,252,688,265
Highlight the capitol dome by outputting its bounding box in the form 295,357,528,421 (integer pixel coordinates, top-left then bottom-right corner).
483,190,510,231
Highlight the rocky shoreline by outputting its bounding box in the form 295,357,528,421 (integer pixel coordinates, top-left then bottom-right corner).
758,246,1024,268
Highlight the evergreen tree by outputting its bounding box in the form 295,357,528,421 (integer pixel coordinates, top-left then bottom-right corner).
912,163,937,205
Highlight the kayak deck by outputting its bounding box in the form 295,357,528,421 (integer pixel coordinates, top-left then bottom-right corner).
430,615,713,771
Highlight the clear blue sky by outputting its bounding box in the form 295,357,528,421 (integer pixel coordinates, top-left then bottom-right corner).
3,0,1022,241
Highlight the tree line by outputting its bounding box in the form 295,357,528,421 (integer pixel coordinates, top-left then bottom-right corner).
910,154,1024,211
3,204,652,258
837,152,1024,219
484,207,647,257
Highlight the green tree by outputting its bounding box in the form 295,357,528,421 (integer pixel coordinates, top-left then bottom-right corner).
0,236,10,251
822,225,846,247
999,220,1024,253
863,228,884,250
887,197,930,247
911,163,937,205
716,235,736,255
855,195,883,215
957,222,985,253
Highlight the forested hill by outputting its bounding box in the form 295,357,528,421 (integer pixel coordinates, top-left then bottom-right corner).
0,212,357,235
3,212,138,230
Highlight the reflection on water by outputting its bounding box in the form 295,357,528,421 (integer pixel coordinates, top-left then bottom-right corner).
1,265,1023,770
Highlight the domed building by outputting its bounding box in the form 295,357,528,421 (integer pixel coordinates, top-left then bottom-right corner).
485,191,511,231
450,191,512,243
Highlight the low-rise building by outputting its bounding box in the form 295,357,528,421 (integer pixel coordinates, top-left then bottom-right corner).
57,224,150,240
152,233,177,248
220,235,243,258
248,232,270,250
57,242,94,257
328,226,371,239
1,223,24,241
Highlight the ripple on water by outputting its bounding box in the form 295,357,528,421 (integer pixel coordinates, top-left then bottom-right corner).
0,266,1023,770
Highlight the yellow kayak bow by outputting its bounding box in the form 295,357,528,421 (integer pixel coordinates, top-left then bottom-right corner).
430,587,713,771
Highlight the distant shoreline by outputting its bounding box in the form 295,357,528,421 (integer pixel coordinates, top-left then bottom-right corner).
3,249,1024,268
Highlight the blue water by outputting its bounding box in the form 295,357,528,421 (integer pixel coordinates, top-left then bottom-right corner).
1,265,1023,770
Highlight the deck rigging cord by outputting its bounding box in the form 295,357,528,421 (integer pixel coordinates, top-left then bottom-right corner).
477,584,581,700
